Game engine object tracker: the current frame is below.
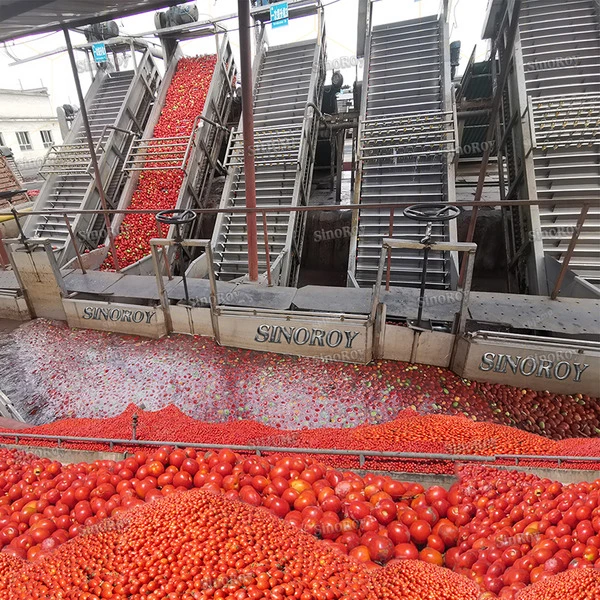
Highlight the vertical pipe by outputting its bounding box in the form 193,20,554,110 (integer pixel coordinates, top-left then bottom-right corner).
130,41,138,73
0,229,9,270
63,28,121,272
416,245,430,327
386,208,394,291
150,241,172,332
205,244,221,343
262,212,272,286
237,0,259,282
335,130,343,203
85,50,95,85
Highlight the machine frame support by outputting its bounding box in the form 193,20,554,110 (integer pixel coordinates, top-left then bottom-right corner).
63,27,121,272
237,0,259,282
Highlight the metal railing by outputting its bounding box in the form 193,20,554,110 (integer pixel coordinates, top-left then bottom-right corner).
0,430,597,469
123,116,200,173
3,196,598,299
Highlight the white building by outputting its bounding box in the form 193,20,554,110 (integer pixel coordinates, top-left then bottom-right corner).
0,87,63,178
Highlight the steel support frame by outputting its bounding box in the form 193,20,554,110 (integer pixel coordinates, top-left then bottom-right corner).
475,0,546,296
237,0,259,282
149,237,220,341
372,237,477,340
281,13,326,286
459,0,523,286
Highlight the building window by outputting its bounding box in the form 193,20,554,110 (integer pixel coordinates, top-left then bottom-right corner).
0,132,4,146
40,130,54,148
16,131,32,151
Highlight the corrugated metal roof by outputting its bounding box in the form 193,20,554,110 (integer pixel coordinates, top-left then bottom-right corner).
0,0,186,43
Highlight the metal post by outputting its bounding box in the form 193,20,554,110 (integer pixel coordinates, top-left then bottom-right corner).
63,214,86,274
237,0,259,282
262,212,272,286
63,28,121,272
335,130,343,204
156,222,172,280
205,244,221,343
149,241,172,332
0,229,9,270
386,208,395,291
550,204,590,300
416,245,430,327
171,224,190,304
85,50,95,85
130,41,138,73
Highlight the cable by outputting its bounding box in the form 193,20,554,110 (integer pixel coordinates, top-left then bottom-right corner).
450,0,460,36
2,31,60,47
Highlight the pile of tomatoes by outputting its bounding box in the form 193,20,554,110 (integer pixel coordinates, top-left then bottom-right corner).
1,447,599,598
101,55,217,271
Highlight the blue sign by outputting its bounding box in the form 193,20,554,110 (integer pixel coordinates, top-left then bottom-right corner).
92,42,108,63
270,2,289,28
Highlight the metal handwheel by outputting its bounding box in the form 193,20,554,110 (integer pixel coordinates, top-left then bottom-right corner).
403,203,462,223
156,210,197,304
402,204,462,327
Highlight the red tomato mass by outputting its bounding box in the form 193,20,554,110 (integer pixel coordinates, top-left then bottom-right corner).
101,55,217,270
1,447,600,598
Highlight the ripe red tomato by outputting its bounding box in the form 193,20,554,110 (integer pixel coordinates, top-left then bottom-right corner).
373,499,397,525
419,547,443,566
393,543,419,560
171,472,192,490
409,520,432,546
387,522,410,545
349,544,371,563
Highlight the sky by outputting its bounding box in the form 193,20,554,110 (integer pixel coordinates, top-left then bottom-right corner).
0,0,490,110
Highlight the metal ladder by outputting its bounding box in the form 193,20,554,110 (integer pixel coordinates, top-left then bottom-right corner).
24,51,161,265
349,15,458,289
212,22,326,286
520,0,600,292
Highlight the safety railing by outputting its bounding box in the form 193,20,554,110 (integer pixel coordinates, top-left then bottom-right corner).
0,430,597,470
530,93,600,149
38,144,96,177
123,116,200,173
3,195,597,300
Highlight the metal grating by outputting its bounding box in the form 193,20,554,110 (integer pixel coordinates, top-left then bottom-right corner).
520,0,600,291
350,15,458,289
212,24,326,286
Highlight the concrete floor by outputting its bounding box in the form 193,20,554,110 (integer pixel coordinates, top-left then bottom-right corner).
0,319,22,334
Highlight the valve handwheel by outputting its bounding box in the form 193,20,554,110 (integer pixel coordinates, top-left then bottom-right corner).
400,204,461,330
155,210,197,305
403,203,461,222
156,209,196,226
